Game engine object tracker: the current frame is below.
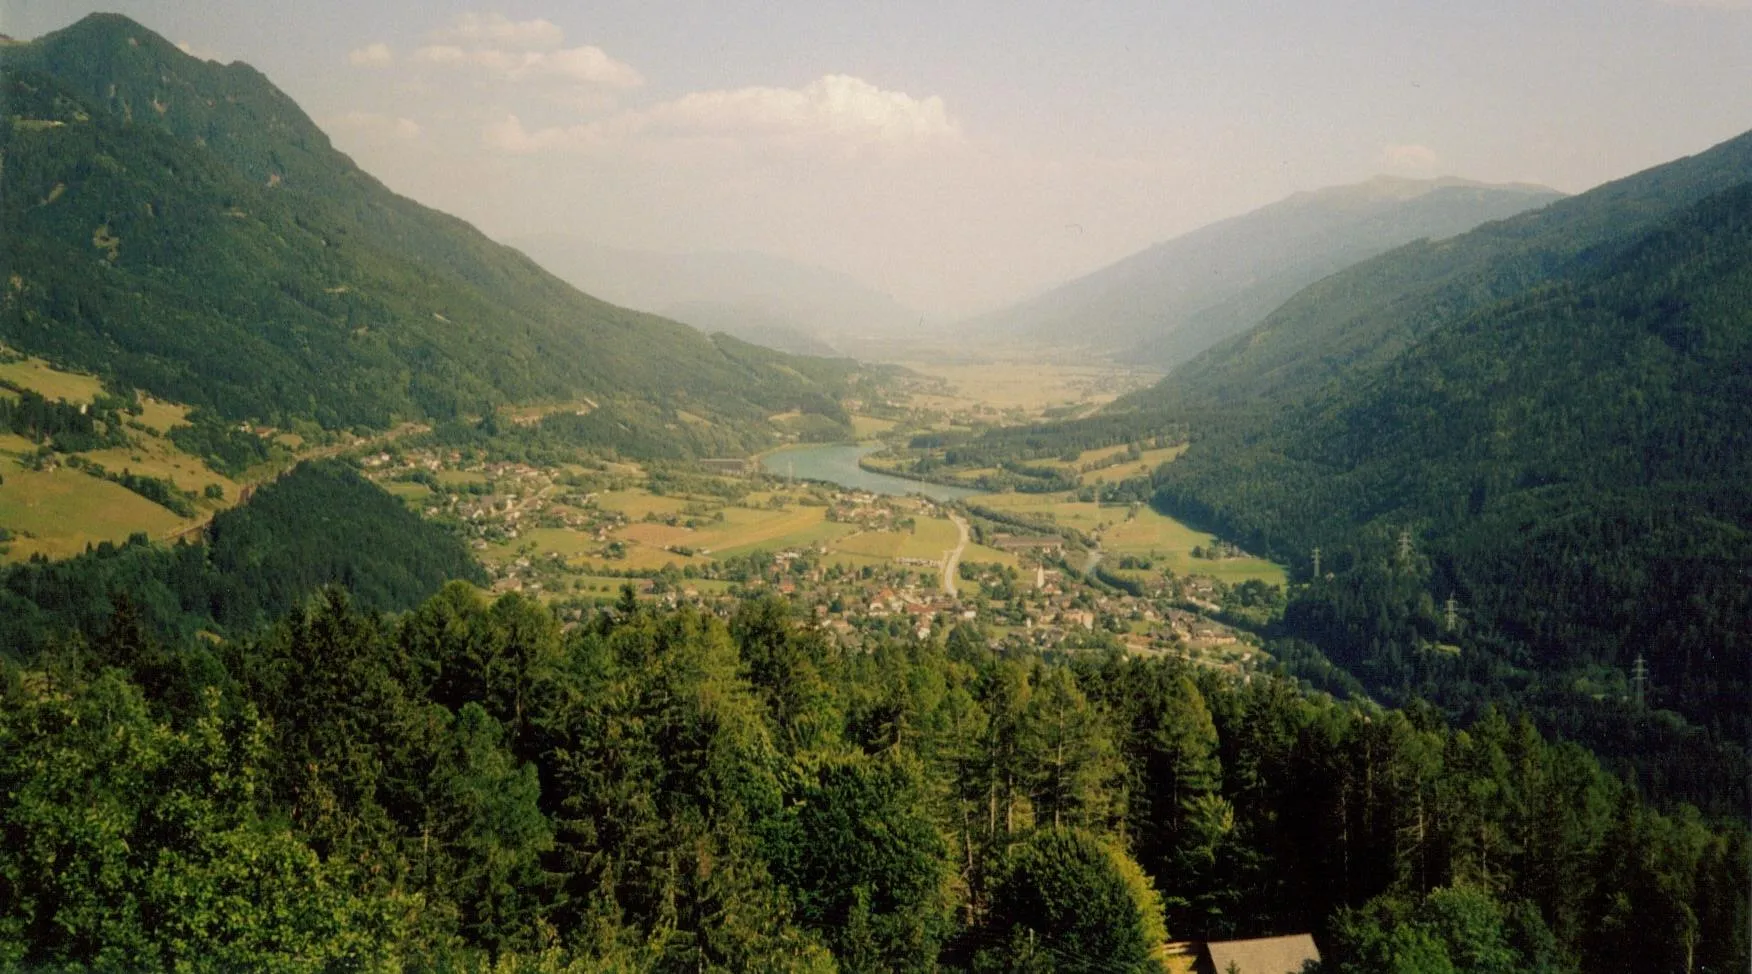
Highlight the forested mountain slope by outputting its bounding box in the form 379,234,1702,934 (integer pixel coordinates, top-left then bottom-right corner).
0,15,854,441
1148,169,1752,747
0,459,485,654
962,177,1559,366
1123,129,1752,410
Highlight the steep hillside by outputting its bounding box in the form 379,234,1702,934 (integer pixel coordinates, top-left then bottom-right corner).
1124,129,1752,411
1150,173,1752,743
0,15,854,444
963,177,1561,365
0,458,486,654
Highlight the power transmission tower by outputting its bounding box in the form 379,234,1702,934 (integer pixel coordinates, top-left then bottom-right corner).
1397,529,1413,564
1632,653,1647,709
1311,546,1321,580
1444,595,1458,633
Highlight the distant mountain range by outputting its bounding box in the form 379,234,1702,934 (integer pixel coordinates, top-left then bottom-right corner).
505,236,922,356
0,14,856,450
963,176,1563,366
1124,127,1752,747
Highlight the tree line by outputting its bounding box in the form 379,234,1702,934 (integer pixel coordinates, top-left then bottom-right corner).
3,582,1743,971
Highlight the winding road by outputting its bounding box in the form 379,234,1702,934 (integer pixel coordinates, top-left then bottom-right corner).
942,513,970,596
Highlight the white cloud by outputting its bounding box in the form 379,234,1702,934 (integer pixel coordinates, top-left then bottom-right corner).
1380,143,1439,171
483,114,577,154
349,42,394,67
413,43,643,88
405,13,642,89
484,75,958,155
431,12,566,51
644,76,957,143
1657,0,1752,9
329,111,422,141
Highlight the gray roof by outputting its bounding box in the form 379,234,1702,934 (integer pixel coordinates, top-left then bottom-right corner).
1204,934,1321,974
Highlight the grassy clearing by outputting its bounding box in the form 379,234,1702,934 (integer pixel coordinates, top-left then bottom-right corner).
898,517,961,560
895,361,1155,413
0,357,107,404
485,527,601,564
0,432,38,455
1082,445,1187,483
850,415,897,437
0,461,193,561
383,481,432,501
79,443,235,497
134,397,190,435
609,546,711,571
832,530,907,560
710,513,859,559
699,505,823,549
1102,506,1285,585
595,489,691,518
618,522,696,547
960,543,1020,568
435,469,491,487
976,492,1113,532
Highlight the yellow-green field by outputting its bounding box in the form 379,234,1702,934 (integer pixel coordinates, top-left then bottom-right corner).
972,489,1284,586
78,442,237,497
975,492,1115,532
595,489,691,518
0,460,195,560
960,542,1019,568
711,517,859,558
850,415,898,437
1082,445,1187,483
1101,506,1285,585
436,469,491,487
0,357,107,403
0,364,245,561
383,481,433,501
895,361,1159,414
134,397,191,435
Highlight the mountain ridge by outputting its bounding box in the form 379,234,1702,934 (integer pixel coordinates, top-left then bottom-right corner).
0,13,857,449
961,175,1563,366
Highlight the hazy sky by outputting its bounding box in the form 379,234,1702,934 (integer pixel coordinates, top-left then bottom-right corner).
5,0,1751,316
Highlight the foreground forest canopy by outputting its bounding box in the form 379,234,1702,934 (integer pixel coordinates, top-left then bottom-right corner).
3,587,1745,972
1,9,1747,973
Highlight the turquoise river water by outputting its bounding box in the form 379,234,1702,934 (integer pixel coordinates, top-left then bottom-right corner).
758,444,979,502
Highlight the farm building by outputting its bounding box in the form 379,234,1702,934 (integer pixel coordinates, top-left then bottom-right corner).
1162,934,1320,974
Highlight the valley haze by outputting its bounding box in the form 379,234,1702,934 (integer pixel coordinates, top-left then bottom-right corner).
0,6,1747,974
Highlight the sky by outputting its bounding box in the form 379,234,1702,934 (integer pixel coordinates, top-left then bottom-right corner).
5,0,1752,317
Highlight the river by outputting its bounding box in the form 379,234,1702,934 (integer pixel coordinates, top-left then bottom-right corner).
759,444,980,502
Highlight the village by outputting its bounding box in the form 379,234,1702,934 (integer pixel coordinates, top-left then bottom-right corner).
357,444,1279,675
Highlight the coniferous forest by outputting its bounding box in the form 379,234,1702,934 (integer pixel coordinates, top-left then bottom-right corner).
4,585,1746,972
1,9,1748,973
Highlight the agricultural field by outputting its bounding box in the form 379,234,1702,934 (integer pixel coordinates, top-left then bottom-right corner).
849,415,898,438
895,360,1159,415
972,490,1283,586
0,356,107,404
0,459,196,560
1101,506,1285,585
133,396,192,435
0,357,253,561
1080,445,1186,483
77,441,238,498
975,492,1113,533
